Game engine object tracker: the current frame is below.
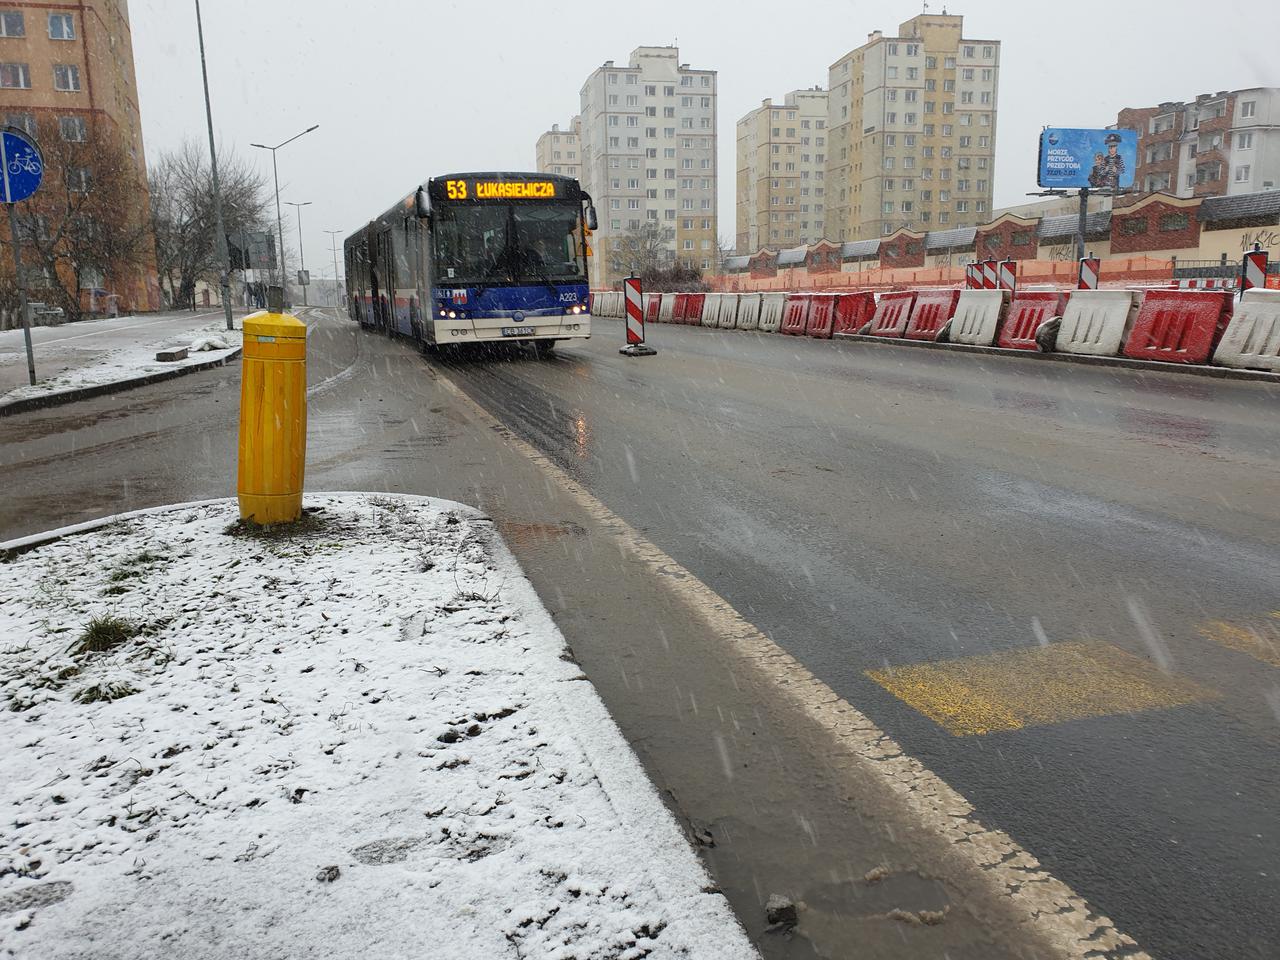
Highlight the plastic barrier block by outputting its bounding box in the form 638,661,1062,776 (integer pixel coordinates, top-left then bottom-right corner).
781,294,813,336
1213,289,1280,372
658,293,676,323
736,293,762,331
1122,290,1232,364
758,293,787,333
672,293,691,324
686,293,706,325
832,292,876,335
904,289,962,341
806,294,837,338
999,292,1066,350
645,293,660,324
1056,290,1140,356
949,289,1011,346
700,293,720,327
719,294,741,330
867,291,917,337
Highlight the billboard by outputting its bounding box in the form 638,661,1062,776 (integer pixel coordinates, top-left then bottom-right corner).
1037,128,1138,190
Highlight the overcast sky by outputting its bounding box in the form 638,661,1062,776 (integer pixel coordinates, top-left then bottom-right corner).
131,0,1280,274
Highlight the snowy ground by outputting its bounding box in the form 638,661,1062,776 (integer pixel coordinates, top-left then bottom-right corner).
0,495,753,959
0,314,240,407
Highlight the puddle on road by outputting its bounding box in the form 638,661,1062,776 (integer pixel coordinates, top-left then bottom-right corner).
496,520,586,547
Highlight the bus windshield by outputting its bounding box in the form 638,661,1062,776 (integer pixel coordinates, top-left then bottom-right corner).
433,203,585,286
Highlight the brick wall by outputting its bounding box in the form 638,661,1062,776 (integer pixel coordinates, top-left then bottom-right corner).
1110,198,1202,254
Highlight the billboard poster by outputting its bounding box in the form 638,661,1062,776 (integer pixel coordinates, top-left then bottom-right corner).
1037,128,1138,190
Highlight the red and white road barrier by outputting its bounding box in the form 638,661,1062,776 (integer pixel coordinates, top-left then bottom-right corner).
998,259,1017,292
982,259,998,290
620,277,657,357
1078,256,1100,290
1241,249,1268,295
1173,278,1233,290
965,263,981,290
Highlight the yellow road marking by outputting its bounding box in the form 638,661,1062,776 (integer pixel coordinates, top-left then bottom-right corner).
1198,615,1280,669
867,640,1215,736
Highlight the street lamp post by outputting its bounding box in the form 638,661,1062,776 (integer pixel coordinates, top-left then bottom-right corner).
250,125,317,308
286,200,312,306
194,0,233,332
324,229,343,309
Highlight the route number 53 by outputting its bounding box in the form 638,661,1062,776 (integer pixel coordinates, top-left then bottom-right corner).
446,179,468,200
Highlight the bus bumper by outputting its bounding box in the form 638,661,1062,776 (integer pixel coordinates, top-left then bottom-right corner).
435,316,591,345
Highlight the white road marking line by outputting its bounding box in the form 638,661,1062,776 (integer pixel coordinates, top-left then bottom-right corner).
431,363,1151,960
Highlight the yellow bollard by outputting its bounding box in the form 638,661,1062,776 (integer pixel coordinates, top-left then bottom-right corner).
237,309,307,524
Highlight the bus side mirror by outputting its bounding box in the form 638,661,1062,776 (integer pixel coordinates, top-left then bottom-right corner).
585,205,598,232
414,187,429,219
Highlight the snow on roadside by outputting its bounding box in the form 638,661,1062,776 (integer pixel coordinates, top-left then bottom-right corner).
0,495,754,959
0,319,241,407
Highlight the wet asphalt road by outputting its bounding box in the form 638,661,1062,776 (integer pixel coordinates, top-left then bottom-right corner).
2,310,1279,959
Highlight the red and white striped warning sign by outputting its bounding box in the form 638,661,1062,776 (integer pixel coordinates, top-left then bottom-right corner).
1078,256,1100,290
998,259,1017,292
1242,249,1268,294
982,259,998,290
965,262,980,289
624,277,644,344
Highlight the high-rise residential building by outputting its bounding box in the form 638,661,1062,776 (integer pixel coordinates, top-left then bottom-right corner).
534,117,583,180
735,87,828,252
826,12,999,242
1117,88,1280,199
0,0,158,311
579,46,717,285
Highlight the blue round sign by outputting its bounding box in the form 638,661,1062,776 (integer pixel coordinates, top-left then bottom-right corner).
1,128,43,204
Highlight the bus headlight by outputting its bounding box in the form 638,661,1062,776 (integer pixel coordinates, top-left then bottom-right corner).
570,305,583,314
448,310,457,319
439,308,447,317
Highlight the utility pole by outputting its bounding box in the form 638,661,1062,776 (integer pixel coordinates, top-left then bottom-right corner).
286,200,312,306
324,229,343,309
194,0,234,332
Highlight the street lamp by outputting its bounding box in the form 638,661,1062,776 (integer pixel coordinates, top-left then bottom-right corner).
250,124,317,307
194,0,233,331
324,229,343,309
286,200,312,306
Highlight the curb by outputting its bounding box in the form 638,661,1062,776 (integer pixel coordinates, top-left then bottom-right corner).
829,333,1280,385
0,347,243,417
0,491,489,560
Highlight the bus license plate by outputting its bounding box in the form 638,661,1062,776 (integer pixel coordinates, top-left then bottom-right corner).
501,326,535,337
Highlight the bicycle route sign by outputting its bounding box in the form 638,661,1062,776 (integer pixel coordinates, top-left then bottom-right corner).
0,127,43,204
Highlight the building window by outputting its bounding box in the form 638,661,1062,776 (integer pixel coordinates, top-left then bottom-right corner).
0,12,24,37
1237,132,1254,149
956,200,968,213
1235,165,1251,182
0,62,31,89
67,167,91,193
59,115,87,141
48,13,75,39
1241,100,1256,119
5,112,35,135
983,46,994,58
1121,219,1148,236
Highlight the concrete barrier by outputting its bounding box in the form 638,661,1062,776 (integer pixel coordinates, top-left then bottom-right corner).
832,292,876,336
806,294,837,338
1055,290,1140,356
645,293,661,324
950,289,1011,346
1213,289,1280,372
735,293,762,331
686,293,707,325
759,293,787,333
781,294,812,336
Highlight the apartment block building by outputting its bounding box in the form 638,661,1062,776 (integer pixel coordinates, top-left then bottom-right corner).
0,0,158,310
826,12,999,242
534,117,582,180
578,46,717,286
735,87,828,252
1117,88,1280,199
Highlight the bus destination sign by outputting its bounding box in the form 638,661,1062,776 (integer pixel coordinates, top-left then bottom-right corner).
437,178,560,201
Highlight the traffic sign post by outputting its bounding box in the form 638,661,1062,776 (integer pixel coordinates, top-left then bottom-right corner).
1,126,43,386
619,276,656,357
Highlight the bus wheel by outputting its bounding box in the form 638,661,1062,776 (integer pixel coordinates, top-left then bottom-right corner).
534,339,557,357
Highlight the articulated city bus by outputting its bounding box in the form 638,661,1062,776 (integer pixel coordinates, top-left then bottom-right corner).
344,172,596,352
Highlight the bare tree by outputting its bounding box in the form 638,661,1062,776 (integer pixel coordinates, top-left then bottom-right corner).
149,139,270,309
605,222,707,291
1,116,151,321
